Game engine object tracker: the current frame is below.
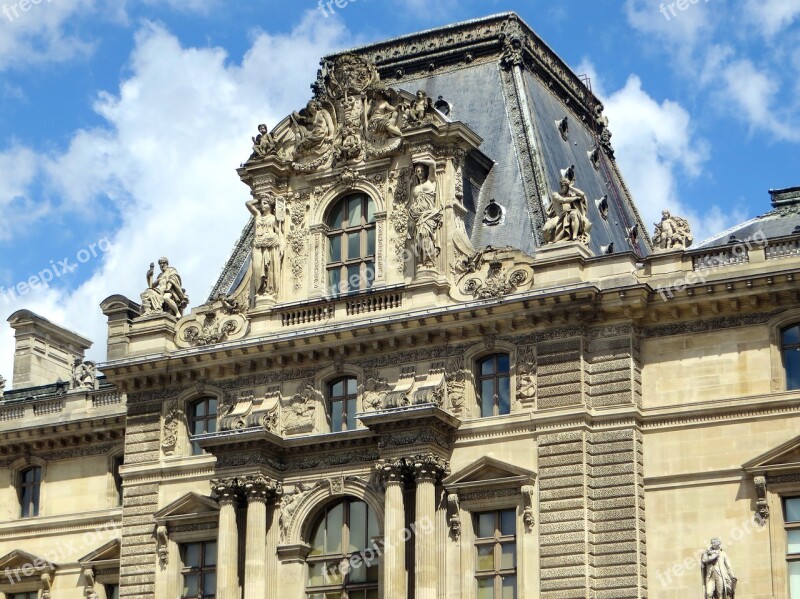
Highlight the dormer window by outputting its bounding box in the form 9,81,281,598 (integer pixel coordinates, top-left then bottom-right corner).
326,194,376,296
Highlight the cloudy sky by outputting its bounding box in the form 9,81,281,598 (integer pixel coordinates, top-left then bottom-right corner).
0,0,798,384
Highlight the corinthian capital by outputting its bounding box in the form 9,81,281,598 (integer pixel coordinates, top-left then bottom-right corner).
410,454,450,483
376,459,409,488
239,474,283,503
211,477,241,505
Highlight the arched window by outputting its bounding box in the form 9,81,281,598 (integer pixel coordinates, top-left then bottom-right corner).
783,325,800,390
19,466,42,518
188,397,218,455
477,354,511,417
329,377,358,432
307,498,379,598
326,193,376,296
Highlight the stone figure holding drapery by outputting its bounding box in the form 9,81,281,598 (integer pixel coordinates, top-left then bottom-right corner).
247,194,285,301
409,159,442,270
543,166,592,245
140,257,188,317
701,537,736,598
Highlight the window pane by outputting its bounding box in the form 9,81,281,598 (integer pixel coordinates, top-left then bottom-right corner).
790,561,800,598
497,354,510,374
309,562,326,585
326,503,343,554
347,378,358,395
477,513,495,538
205,541,217,566
368,504,379,541
366,561,379,583
184,543,201,568
194,401,206,417
347,232,361,261
331,400,344,432
332,380,344,397
349,501,367,552
476,545,494,571
203,571,217,594
364,261,375,289
349,196,362,224
366,228,376,256
329,234,342,262
498,376,510,415
481,380,494,417
325,561,342,585
784,326,800,346
207,417,217,434
501,544,516,569
183,573,199,596
347,264,361,292
366,199,376,223
502,575,517,599
786,349,800,391
208,398,217,415
477,577,495,599
787,498,800,522
480,358,495,376
346,398,357,431
500,510,516,536
329,201,344,229
311,519,325,556
789,530,800,554
328,268,341,296
350,561,367,583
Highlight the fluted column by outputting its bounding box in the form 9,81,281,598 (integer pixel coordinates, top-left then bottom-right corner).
241,475,282,599
412,455,449,599
378,461,408,599
213,478,241,599
264,500,281,599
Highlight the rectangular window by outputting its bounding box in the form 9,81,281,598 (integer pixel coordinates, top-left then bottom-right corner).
786,497,800,598
180,541,217,599
9,593,39,599
475,509,517,599
19,466,42,518
104,584,120,599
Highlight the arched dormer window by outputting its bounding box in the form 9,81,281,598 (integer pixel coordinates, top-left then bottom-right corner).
329,377,358,432
326,194,376,296
188,396,218,455
306,497,379,598
19,466,42,518
783,325,800,391
477,354,511,417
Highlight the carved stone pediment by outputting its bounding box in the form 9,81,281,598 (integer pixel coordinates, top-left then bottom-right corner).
175,296,249,349
243,54,448,175
0,549,56,588
452,246,534,301
153,492,220,525
443,456,536,491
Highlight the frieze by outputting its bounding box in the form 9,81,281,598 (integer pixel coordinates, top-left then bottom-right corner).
641,310,784,339
171,521,217,534
460,487,520,502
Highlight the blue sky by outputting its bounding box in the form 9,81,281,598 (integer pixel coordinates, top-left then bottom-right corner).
0,0,798,381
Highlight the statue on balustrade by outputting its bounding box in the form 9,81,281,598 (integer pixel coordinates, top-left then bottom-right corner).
140,257,188,318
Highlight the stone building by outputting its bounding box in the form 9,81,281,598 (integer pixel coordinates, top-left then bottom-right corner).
2,12,800,599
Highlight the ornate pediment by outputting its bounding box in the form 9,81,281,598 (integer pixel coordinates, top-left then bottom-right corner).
78,539,121,567
744,434,800,476
443,456,536,491
0,549,56,571
244,54,447,174
153,492,220,525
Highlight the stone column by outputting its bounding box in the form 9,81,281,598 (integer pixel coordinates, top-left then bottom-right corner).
378,461,408,599
241,475,281,599
213,478,241,599
264,500,281,599
412,455,449,599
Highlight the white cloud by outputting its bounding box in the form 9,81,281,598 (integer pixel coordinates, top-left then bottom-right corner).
0,144,47,241
744,0,800,37
0,11,354,383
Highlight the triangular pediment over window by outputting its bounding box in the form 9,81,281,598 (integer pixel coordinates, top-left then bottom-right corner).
443,456,536,494
153,492,219,526
0,549,54,589
79,538,121,568
744,434,800,476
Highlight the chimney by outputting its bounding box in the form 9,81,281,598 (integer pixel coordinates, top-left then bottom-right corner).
6,310,92,390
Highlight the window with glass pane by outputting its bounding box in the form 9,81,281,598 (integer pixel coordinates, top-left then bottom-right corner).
104,584,120,599
477,354,511,417
9,593,38,599
326,194,377,296
783,325,800,391
188,397,218,455
307,498,379,599
112,455,124,506
786,497,800,598
180,541,217,599
19,466,42,518
475,509,517,599
329,377,358,432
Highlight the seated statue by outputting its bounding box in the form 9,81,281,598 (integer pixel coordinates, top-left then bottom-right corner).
140,257,189,318
653,210,693,250
543,167,592,245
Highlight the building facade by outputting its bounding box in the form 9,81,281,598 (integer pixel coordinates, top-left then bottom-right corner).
2,12,800,599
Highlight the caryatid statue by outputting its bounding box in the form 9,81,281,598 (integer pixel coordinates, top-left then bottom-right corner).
140,257,188,318
701,537,736,598
653,210,693,250
543,166,592,245
409,159,442,269
247,193,285,301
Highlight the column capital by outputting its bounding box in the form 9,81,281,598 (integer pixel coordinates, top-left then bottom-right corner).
240,474,283,503
410,454,450,483
211,477,241,505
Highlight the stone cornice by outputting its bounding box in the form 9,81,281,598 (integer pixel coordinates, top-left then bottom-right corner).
0,509,122,542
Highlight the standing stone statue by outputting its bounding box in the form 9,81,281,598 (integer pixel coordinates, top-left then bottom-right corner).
0,374,5,399
247,194,285,300
653,210,693,250
71,358,97,391
140,257,189,318
701,537,736,598
543,166,592,245
409,159,442,269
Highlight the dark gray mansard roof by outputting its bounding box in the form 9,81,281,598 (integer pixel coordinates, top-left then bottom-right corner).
210,12,651,299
